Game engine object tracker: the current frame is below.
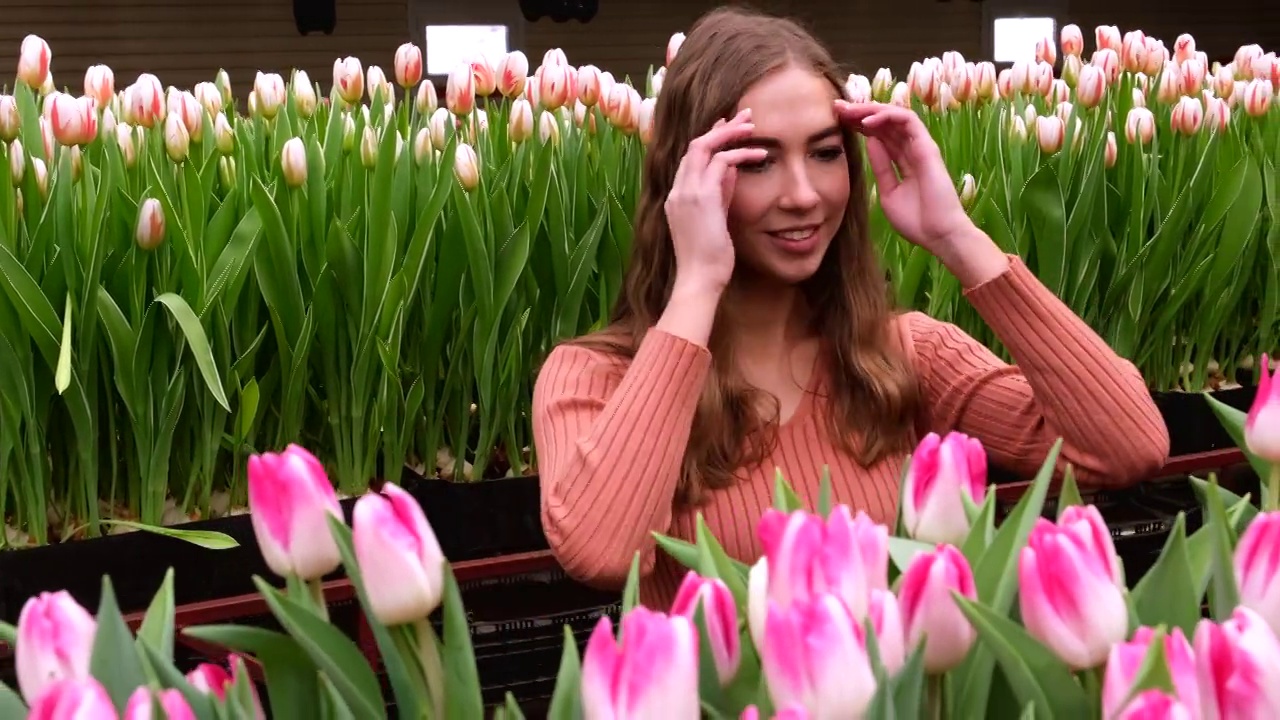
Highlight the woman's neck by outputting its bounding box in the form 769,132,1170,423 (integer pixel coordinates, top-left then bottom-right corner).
721,279,815,349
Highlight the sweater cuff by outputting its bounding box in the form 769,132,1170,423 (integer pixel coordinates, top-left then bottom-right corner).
962,254,1042,321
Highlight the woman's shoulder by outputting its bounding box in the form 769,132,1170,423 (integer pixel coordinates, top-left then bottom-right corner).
539,330,635,377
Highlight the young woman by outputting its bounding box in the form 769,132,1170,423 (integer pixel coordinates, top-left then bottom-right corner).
532,7,1169,608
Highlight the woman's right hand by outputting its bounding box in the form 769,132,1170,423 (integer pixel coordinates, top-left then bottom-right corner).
663,109,767,297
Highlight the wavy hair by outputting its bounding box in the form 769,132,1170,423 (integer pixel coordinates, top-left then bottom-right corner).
570,5,920,505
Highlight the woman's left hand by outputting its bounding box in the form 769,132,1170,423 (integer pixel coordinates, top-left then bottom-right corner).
835,99,1008,286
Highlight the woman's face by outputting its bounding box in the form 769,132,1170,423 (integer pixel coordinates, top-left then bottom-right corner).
726,65,851,287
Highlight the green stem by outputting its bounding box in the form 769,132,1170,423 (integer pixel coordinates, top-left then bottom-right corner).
927,674,946,720
1267,463,1280,513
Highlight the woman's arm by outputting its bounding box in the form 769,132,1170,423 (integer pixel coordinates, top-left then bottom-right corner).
533,306,714,588
903,254,1170,487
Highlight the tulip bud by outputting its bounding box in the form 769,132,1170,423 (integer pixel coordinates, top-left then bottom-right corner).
31,157,47,199
901,432,987,546
453,143,479,191
890,82,911,108
537,110,560,146
762,594,877,718
27,678,116,719
359,127,378,168
1105,131,1117,167
575,64,604,107
1035,36,1057,67
507,98,534,143
958,173,977,211
163,114,190,163
582,608,699,718
1010,115,1028,142
1060,24,1084,57
909,61,941,106
280,137,307,188
497,52,530,99
1101,626,1199,718
253,72,286,119
17,35,52,90
292,71,317,119
844,73,872,103
333,57,364,105
125,686,197,720
247,444,343,580
15,591,97,703
128,74,166,129
411,128,433,164
1244,79,1274,117
213,113,234,155
1019,505,1127,669
666,32,685,66
394,43,423,88
1122,30,1148,73
83,65,114,108
366,64,391,104
1111,691,1193,720
638,97,656,145
351,483,445,626
428,107,451,151
1075,65,1106,108
135,197,165,250
1091,48,1121,84
1125,106,1156,144
1057,54,1081,89
1170,96,1204,136
446,62,476,116
0,96,18,142
114,123,136,168
409,82,436,118
670,571,741,686
48,95,98,147
193,81,222,118
214,69,233,107
218,156,236,191
1194,606,1280,717
9,139,24,185
1244,355,1280,461
537,63,573,111
1205,96,1231,133
898,544,977,672
868,588,906,675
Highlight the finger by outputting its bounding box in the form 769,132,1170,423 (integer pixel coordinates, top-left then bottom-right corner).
683,109,754,165
721,166,738,211
834,99,890,125
704,147,768,190
864,137,901,194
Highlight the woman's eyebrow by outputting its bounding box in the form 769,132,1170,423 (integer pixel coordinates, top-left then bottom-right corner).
735,125,843,148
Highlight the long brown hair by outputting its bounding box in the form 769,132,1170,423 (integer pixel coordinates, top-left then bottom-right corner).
571,5,920,505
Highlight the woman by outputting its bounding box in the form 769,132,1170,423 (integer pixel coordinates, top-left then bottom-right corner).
531,7,1169,608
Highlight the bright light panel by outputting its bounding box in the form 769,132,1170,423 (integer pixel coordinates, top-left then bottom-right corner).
993,17,1055,63
425,24,508,76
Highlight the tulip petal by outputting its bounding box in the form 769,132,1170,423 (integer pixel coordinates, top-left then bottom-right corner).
581,616,621,719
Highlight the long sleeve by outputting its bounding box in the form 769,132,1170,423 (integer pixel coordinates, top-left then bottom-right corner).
904,256,1170,487
532,328,711,588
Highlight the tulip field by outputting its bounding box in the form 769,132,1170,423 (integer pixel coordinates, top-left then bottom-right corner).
0,22,1275,555
1,14,1280,720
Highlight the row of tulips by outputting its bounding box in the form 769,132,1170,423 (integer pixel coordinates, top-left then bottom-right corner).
1,356,1277,718
0,21,1277,547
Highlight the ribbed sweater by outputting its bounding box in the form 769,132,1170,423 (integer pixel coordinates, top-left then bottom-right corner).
531,257,1170,609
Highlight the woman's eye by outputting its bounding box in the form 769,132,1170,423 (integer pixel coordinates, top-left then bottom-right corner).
813,146,845,162
737,157,773,173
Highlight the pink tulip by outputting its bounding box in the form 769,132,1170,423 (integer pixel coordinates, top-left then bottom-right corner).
445,63,476,116
741,704,810,720
16,591,97,704
1114,691,1194,720
761,594,877,718
749,506,889,649
186,655,265,719
393,43,423,88
17,35,51,90
1245,355,1280,462
1235,510,1280,636
1194,607,1280,718
669,571,741,686
897,544,978,672
332,57,365,105
1019,506,1127,669
866,588,906,675
27,678,116,720
496,52,530,99
901,432,987,547
247,444,343,580
47,95,98,147
1102,626,1200,718
124,687,196,720
352,483,445,626
581,608,699,719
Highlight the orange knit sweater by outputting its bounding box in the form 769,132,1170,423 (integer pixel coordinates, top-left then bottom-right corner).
531,257,1170,609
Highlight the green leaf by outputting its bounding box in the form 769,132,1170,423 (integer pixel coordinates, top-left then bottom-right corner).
1202,476,1241,620
817,466,833,519
772,468,805,513
0,622,16,646
1022,165,1068,294
546,625,583,720
0,684,26,718
954,595,1092,719
89,578,150,710
1205,393,1273,480
1189,476,1257,533
1129,514,1200,635
1055,468,1084,520
136,569,176,664
97,520,239,549
654,533,751,577
252,577,386,719
887,537,934,573
441,567,484,720
621,552,642,614
696,514,749,607
155,293,231,411
135,643,217,720
181,624,323,720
